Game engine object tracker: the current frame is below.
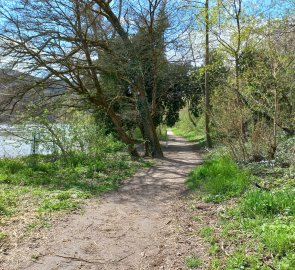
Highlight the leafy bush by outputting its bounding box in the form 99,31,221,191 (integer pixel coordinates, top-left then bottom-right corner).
239,190,295,218
187,156,250,201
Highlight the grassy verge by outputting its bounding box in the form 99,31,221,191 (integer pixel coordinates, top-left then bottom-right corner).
0,142,149,247
171,108,206,143
187,155,295,269
187,156,250,203
172,127,205,143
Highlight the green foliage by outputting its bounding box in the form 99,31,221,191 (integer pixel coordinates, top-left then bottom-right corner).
188,50,229,118
0,185,28,216
0,115,147,243
172,108,206,144
190,153,295,268
38,191,81,213
199,226,214,239
184,256,202,269
274,253,295,270
239,190,295,218
187,156,250,201
0,137,140,193
199,226,220,256
223,194,295,268
224,248,267,270
259,219,295,255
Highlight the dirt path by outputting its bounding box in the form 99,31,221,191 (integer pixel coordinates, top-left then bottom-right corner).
1,132,209,270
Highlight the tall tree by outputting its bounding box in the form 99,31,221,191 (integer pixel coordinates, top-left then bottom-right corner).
0,0,187,158
204,0,212,148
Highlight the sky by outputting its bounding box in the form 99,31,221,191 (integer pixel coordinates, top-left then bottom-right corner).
0,0,293,72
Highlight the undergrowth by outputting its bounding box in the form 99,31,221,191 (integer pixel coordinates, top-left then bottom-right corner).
0,139,148,245
187,156,250,202
187,153,295,269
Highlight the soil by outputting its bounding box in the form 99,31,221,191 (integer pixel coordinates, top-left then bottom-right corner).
0,132,213,270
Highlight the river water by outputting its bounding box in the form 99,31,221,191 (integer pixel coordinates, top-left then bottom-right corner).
0,125,43,158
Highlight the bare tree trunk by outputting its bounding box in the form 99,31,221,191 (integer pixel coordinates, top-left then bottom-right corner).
139,124,150,157
188,107,197,127
270,62,278,160
205,0,212,148
136,83,163,158
106,106,139,157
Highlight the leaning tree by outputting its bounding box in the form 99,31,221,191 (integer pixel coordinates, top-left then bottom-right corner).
0,0,189,157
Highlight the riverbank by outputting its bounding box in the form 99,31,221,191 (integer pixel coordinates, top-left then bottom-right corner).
0,145,149,254
0,133,206,270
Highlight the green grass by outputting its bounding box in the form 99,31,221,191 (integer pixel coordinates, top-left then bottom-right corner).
187,151,295,269
187,156,250,202
199,226,220,256
0,232,7,241
239,190,295,218
0,138,148,246
221,195,295,268
0,152,143,216
185,256,202,268
172,127,205,142
0,185,30,216
235,189,295,257
259,219,295,255
172,108,206,143
224,247,268,270
0,151,141,192
200,226,214,239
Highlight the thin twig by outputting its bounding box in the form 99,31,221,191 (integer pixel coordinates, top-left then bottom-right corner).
115,252,135,262
260,259,277,270
54,254,104,264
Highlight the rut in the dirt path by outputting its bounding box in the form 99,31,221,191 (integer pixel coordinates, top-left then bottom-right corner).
1,132,207,270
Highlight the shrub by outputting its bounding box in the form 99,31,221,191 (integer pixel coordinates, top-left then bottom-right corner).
187,156,250,201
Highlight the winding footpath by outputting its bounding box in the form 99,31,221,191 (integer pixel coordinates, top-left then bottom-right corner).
1,132,208,270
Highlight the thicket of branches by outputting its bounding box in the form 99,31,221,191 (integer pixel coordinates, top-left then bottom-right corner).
0,0,293,162
186,0,294,162
0,0,192,158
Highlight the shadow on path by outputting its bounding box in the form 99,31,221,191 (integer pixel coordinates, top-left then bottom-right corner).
1,132,204,270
